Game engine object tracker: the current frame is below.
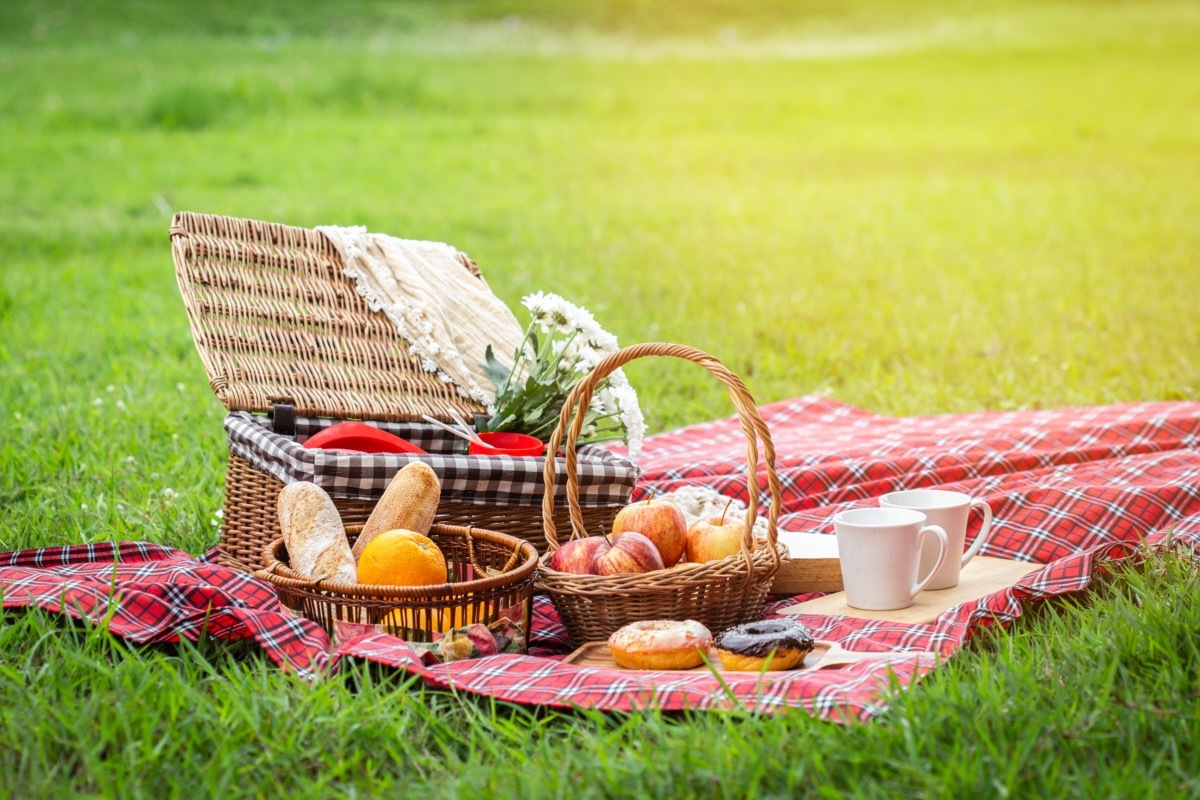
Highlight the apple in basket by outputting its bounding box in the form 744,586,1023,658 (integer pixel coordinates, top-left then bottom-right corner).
611,498,688,567
685,500,747,564
592,532,665,576
548,536,611,575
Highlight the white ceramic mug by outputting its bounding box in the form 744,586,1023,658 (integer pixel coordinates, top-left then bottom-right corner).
832,507,949,611
879,489,993,590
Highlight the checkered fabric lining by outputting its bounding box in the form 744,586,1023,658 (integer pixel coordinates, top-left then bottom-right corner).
3,398,1199,721
224,411,638,506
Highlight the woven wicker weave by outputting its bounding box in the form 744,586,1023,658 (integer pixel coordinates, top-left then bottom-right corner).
536,343,783,646
256,524,539,644
170,211,485,422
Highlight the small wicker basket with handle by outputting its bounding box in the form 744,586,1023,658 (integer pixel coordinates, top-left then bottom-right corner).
535,343,783,646
256,523,539,644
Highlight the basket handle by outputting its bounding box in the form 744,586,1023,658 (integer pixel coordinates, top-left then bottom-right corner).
462,527,523,577
541,343,781,575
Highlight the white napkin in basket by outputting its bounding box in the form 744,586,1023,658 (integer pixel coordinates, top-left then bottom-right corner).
656,485,773,539
318,225,525,406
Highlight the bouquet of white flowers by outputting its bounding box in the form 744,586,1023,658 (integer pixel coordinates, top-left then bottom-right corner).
480,292,645,461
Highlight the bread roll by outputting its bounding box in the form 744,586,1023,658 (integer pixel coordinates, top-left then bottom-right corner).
277,482,357,584
353,462,441,560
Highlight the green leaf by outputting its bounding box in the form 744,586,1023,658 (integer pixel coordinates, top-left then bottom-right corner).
482,345,510,390
524,396,554,421
488,412,518,432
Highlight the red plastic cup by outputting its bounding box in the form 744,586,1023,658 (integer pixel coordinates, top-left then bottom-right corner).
468,432,545,458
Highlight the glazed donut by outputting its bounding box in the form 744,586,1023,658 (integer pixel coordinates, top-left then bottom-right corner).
607,620,714,670
714,618,815,671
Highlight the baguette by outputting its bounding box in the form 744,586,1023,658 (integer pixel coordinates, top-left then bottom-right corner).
277,482,357,584
353,462,441,560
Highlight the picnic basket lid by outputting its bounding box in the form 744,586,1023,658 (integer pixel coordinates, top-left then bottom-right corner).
169,212,487,422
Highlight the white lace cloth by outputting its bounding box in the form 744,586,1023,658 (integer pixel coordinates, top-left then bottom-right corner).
317,225,526,405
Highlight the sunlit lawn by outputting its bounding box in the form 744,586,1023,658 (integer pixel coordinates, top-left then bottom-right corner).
1,1,1198,796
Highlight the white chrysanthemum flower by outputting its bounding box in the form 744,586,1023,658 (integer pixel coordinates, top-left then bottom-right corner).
569,304,600,335
554,333,602,377
522,293,552,329
501,292,641,456
548,308,572,334
589,390,609,416
609,381,646,461
574,344,602,373
587,330,620,356
522,291,549,314
525,292,589,336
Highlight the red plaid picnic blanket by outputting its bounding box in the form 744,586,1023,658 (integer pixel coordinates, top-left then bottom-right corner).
3,398,1199,722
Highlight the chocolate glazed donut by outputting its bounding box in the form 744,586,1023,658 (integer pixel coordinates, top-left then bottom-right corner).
714,618,816,671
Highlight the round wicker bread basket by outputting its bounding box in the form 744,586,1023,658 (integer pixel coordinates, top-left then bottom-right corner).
255,523,539,644
535,343,783,646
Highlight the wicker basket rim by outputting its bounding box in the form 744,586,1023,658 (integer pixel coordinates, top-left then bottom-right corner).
535,543,782,592
256,522,538,599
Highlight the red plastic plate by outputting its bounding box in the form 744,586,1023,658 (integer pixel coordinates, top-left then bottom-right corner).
302,422,427,455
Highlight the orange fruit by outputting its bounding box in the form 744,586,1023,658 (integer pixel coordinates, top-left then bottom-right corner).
357,529,447,587
381,608,470,635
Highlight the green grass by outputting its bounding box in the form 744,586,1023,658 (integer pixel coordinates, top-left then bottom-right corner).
1,0,1199,796
2,548,1197,797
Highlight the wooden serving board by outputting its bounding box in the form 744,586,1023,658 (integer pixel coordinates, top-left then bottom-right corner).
562,639,935,674
770,531,843,594
775,555,1041,624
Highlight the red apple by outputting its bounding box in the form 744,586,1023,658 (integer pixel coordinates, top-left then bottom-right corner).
592,532,665,576
549,536,611,575
611,498,688,567
685,500,747,563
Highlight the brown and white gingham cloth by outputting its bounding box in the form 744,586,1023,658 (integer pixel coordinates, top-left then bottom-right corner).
4,399,1199,721
225,411,638,506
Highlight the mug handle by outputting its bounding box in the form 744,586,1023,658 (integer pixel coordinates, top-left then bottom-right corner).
910,524,948,598
960,500,994,568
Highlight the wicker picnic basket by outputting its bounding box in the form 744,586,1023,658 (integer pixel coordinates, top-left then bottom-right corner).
256,524,539,644
536,343,784,646
170,212,633,571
